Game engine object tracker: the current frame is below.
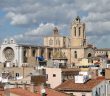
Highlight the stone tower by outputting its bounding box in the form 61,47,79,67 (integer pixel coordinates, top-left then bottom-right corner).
70,16,86,47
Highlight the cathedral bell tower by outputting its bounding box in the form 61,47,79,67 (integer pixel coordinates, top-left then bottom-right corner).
70,16,86,47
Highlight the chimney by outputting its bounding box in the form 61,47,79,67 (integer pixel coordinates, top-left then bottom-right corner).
22,83,27,90
30,83,35,93
4,83,10,96
15,82,18,88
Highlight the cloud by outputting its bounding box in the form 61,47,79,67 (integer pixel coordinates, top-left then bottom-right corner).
6,12,29,25
1,0,77,26
13,22,69,45
1,0,110,47
13,23,56,44
25,23,55,36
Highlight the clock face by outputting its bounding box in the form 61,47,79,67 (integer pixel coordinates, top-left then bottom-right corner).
4,47,14,61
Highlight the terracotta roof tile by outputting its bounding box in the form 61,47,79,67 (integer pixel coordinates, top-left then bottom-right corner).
0,91,4,96
36,86,69,96
9,88,37,96
8,86,69,96
55,77,105,92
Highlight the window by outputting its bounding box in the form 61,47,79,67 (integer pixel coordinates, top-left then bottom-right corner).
32,49,35,57
49,51,51,59
46,74,48,80
53,74,56,77
95,90,99,96
74,51,77,58
82,93,86,96
79,27,81,36
88,53,92,57
74,27,76,36
24,50,26,57
83,29,84,38
49,39,53,45
16,73,19,77
69,93,74,96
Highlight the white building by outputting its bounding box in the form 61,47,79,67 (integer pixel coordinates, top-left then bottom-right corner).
0,38,45,67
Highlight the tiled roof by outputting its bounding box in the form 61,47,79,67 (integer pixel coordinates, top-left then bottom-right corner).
0,91,4,96
10,88,37,96
36,86,69,96
8,86,69,96
55,77,105,92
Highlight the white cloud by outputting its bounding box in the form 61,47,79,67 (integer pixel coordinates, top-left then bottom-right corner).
11,14,28,25
13,23,56,44
25,23,56,36
13,34,23,39
6,12,15,18
6,12,29,25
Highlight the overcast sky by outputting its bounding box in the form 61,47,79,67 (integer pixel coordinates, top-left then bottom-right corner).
0,0,110,48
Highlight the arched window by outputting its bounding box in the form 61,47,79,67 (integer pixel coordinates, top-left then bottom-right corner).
88,53,92,57
74,27,76,36
74,51,77,58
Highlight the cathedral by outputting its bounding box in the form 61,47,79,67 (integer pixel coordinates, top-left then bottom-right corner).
44,16,95,64
0,16,95,67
